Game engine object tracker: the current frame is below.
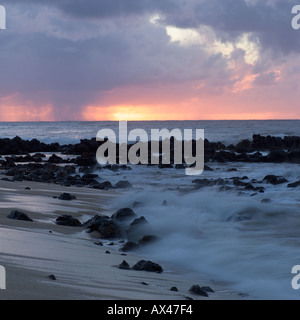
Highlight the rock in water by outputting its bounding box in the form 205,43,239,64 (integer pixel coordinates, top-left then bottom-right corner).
132,260,163,273
111,208,137,222
126,216,152,243
82,214,120,239
189,285,209,297
55,215,82,227
201,286,214,293
263,175,288,185
120,241,139,252
58,193,77,200
48,154,63,164
162,200,167,206
287,180,300,188
138,235,159,246
115,180,133,189
7,210,33,222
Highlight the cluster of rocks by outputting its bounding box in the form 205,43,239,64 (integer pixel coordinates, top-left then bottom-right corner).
0,136,61,155
1,134,300,193
191,174,300,194
6,206,158,250
2,134,300,166
118,260,163,273
0,161,132,190
6,205,218,299
11,206,157,252
117,261,215,298
82,208,158,251
63,134,300,164
189,284,214,297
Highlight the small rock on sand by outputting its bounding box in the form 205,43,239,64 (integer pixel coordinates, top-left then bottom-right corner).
132,260,163,273
58,193,77,200
7,210,33,222
118,260,130,270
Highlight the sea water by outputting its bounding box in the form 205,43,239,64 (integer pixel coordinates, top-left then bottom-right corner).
1,120,300,145
1,120,300,299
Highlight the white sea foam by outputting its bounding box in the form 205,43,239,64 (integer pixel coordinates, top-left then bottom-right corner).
112,186,300,300
95,159,300,300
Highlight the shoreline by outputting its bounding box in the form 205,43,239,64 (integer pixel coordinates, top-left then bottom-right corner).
0,177,250,300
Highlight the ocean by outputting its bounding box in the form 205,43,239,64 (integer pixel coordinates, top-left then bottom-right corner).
1,120,300,145
1,120,300,299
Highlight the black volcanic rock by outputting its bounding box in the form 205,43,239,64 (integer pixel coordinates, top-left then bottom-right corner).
120,241,139,252
111,208,137,222
170,286,178,292
58,193,77,200
0,136,61,155
263,175,288,185
138,235,159,246
189,285,209,297
7,210,33,222
55,215,82,227
287,180,300,188
235,139,252,153
83,214,120,239
48,154,63,164
115,180,133,189
90,181,113,190
287,151,300,164
251,134,283,151
266,150,287,163
83,214,111,230
126,216,150,242
132,260,163,273
119,260,130,270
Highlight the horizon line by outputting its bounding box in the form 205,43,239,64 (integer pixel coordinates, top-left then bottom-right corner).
0,119,300,123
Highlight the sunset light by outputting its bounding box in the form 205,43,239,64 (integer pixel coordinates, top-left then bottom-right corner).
82,105,186,121
0,0,299,122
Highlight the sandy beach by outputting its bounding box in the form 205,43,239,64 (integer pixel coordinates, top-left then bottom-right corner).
0,177,247,300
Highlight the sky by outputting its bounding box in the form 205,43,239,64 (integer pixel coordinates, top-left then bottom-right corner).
0,0,300,121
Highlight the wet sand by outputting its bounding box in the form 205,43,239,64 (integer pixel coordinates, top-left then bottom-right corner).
0,177,248,300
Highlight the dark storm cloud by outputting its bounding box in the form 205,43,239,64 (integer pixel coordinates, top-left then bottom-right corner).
0,2,224,117
5,0,179,18
163,0,300,55
1,0,299,120
5,0,299,56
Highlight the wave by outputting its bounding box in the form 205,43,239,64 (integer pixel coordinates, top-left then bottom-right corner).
112,188,300,299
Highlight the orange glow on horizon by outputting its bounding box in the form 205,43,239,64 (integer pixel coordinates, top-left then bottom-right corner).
0,93,297,122
0,104,55,122
0,102,296,121
81,104,296,121
82,105,192,121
